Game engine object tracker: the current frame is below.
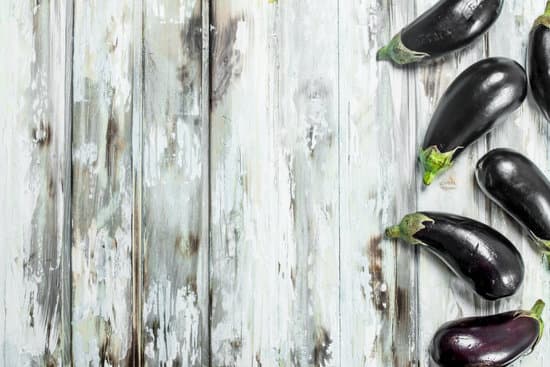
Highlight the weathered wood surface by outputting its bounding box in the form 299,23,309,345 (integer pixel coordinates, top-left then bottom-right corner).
340,1,418,366
2,0,550,366
141,0,209,365
0,0,72,365
71,0,137,364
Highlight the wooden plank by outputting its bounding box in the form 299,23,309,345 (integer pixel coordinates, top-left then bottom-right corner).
339,0,418,365
486,1,550,365
71,1,136,364
411,1,492,365
131,0,144,365
0,0,72,365
209,0,340,365
140,0,209,365
278,1,340,365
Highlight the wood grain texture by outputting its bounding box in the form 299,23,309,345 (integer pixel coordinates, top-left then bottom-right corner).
71,1,136,364
0,0,72,365
339,1,418,366
3,0,550,365
278,1,340,365
141,0,209,365
209,0,340,365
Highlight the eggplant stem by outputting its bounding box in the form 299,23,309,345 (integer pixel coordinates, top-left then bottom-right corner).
385,213,434,245
531,299,545,318
419,146,459,185
385,225,401,239
423,171,437,186
535,2,550,28
376,45,391,62
530,299,545,347
528,234,550,267
376,34,429,65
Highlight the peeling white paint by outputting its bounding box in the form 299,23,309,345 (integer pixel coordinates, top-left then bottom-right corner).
71,0,135,364
210,1,340,366
74,143,99,167
0,0,69,365
234,20,249,53
141,1,208,366
3,0,550,366
143,281,201,365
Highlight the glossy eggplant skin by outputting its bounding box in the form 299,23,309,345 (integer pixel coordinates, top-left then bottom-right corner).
528,5,550,121
386,212,524,300
377,0,503,65
420,58,527,185
430,300,545,367
476,149,550,252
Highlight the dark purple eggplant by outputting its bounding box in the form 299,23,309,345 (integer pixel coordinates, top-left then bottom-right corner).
385,212,524,300
476,149,550,259
420,58,527,185
377,0,503,65
430,300,545,366
529,1,550,121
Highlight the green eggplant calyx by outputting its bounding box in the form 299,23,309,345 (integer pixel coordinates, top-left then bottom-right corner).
545,253,550,271
534,15,550,28
385,213,434,245
530,299,545,347
376,33,429,65
534,1,550,28
419,146,460,185
529,232,550,253
526,233,550,269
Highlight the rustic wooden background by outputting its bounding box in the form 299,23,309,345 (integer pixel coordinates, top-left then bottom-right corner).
1,0,549,366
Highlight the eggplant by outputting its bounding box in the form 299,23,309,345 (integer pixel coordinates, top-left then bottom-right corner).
528,1,550,121
376,0,504,65
476,149,550,259
420,58,527,185
430,300,545,366
385,212,524,300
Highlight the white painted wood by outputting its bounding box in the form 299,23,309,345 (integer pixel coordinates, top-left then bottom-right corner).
2,0,549,365
0,0,71,365
486,1,550,365
209,0,340,365
278,1,341,365
131,1,144,365
339,0,418,365
141,0,209,365
71,1,136,364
